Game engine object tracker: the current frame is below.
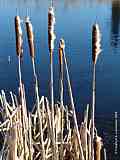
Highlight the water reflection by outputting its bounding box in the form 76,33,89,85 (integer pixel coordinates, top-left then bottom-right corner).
0,0,112,8
111,0,120,47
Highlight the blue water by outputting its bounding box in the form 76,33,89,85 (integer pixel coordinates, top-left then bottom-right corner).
0,0,120,114
0,1,120,158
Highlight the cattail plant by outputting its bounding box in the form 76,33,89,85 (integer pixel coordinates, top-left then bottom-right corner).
58,39,64,159
61,38,85,160
59,38,64,106
48,5,56,160
91,23,101,160
15,15,31,160
25,16,45,160
15,16,23,86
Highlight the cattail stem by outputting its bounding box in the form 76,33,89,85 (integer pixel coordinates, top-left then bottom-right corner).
31,58,36,78
50,52,54,113
18,56,22,86
91,63,96,160
50,51,56,160
63,45,85,160
59,40,64,160
28,113,33,160
91,23,101,160
51,0,54,7
31,58,45,160
84,104,89,160
59,53,64,107
32,59,46,160
103,148,107,160
25,16,46,159
60,70,63,106
48,5,56,158
50,52,54,123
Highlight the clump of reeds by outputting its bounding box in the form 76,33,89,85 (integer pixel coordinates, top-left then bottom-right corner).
0,91,103,160
0,8,104,160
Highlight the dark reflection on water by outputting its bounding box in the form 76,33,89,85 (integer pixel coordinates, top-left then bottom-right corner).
0,0,120,157
96,113,120,160
111,1,120,47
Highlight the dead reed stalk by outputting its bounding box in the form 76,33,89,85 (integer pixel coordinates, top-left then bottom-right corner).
62,38,85,160
58,39,64,160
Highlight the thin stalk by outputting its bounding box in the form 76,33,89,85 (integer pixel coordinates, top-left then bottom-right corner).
60,79,64,160
59,43,64,160
32,58,45,160
50,53,54,116
51,0,54,7
50,52,56,160
18,56,22,87
84,104,89,160
60,57,64,107
63,48,85,160
16,52,26,159
104,148,107,160
91,63,96,160
28,113,33,160
17,56,28,159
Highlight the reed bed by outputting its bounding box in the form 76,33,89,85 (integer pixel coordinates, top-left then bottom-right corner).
0,90,103,160
0,5,104,160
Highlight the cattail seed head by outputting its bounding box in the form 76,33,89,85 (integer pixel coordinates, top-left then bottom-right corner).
15,16,23,57
25,17,35,59
48,7,56,54
92,24,101,64
59,39,65,65
60,39,65,50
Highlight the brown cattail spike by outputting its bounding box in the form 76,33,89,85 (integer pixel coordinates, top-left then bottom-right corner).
25,17,35,59
92,24,101,64
15,16,23,57
59,39,65,65
48,7,56,54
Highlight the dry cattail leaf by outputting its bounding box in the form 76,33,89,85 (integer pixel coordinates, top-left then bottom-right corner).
48,7,56,54
25,16,35,59
15,16,23,57
94,136,103,160
92,24,101,64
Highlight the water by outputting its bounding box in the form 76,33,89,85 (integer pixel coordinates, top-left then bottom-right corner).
0,0,120,158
